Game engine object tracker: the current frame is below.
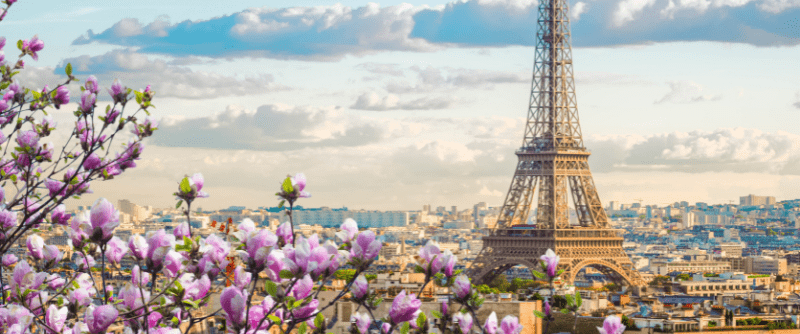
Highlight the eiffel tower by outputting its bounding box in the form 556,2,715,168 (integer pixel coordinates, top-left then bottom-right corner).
467,0,645,286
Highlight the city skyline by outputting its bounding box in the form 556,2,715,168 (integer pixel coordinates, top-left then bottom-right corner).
6,0,800,211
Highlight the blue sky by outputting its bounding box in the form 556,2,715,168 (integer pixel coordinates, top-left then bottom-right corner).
5,0,800,210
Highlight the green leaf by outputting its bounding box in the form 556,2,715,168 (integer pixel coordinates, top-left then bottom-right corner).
400,322,410,334
179,177,192,193
293,299,304,308
278,200,285,209
416,312,427,329
268,315,281,323
565,294,574,306
280,270,295,279
575,291,582,307
560,309,570,314
556,269,565,276
531,270,545,279
17,40,23,51
315,313,325,329
265,280,278,297
175,200,183,209
282,176,294,194
298,322,308,334
431,310,443,319
533,310,546,319
65,63,73,76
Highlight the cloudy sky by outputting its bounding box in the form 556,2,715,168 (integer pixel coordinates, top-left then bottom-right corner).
4,0,800,211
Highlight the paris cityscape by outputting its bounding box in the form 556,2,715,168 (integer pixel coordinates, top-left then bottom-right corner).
3,0,800,334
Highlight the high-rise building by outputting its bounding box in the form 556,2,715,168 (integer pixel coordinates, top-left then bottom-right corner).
118,199,151,223
608,201,619,211
739,194,776,206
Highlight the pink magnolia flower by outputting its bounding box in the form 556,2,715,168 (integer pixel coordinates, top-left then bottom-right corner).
53,86,70,109
189,172,206,197
351,312,371,334
51,204,70,225
185,274,211,301
442,250,457,277
16,130,38,150
220,286,247,327
291,173,310,198
598,315,625,334
200,233,229,264
22,35,44,61
79,91,96,113
499,315,522,334
452,274,472,299
89,198,119,243
544,301,552,317
107,79,126,104
145,229,176,270
128,234,148,260
336,218,359,243
46,305,68,333
83,152,102,170
233,266,251,290
419,241,443,275
0,209,16,228
351,275,369,300
43,244,62,265
68,211,91,247
132,265,151,287
290,274,314,300
105,236,128,265
484,312,498,334
265,248,285,281
3,253,18,266
0,304,34,333
276,221,293,245
173,222,191,239
162,250,184,277
68,274,96,307
243,229,277,271
85,305,118,334
291,298,319,319
351,230,381,263
105,107,121,125
540,249,560,278
77,252,96,270
47,273,65,290
26,234,45,259
389,290,422,325
454,312,473,334
84,76,99,94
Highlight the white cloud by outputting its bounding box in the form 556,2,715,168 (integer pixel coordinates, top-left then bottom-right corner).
757,0,800,13
385,66,528,93
571,2,588,20
613,0,658,27
479,186,505,196
655,81,722,104
587,128,800,174
57,50,287,99
350,92,456,111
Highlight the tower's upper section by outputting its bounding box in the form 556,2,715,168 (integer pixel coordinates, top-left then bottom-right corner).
521,0,584,153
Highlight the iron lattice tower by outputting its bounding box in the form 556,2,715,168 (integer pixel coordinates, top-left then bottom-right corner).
467,0,645,286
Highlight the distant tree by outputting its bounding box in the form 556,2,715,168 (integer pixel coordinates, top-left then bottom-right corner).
488,274,511,292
